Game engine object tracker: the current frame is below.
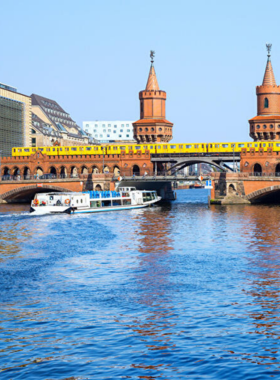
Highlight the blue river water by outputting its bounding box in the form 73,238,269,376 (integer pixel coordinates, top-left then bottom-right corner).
0,189,280,379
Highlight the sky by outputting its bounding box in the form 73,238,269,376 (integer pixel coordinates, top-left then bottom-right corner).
1,0,280,143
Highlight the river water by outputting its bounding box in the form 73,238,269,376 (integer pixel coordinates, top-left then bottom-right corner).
0,189,280,379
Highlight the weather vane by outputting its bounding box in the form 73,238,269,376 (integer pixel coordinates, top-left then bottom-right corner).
266,43,272,58
150,50,155,64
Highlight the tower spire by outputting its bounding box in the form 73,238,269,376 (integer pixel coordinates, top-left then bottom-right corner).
262,43,276,86
145,50,159,91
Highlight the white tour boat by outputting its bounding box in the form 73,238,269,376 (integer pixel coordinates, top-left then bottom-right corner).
30,187,161,215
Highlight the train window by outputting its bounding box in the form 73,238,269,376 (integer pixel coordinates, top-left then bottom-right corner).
32,148,36,152
170,145,176,149
163,145,167,149
263,143,266,147
150,146,153,149
86,147,91,151
113,147,117,150
210,144,212,148
238,144,244,147
143,146,147,149
60,148,63,151
71,148,77,151
157,146,161,149
94,147,98,151
18,149,22,152
46,148,50,152
222,144,228,148
135,146,141,150
53,148,56,151
120,146,126,150
202,144,204,148
38,148,43,151
249,144,252,147
128,146,132,150
185,145,192,148
24,149,29,152
79,147,84,151
276,144,280,147
179,145,183,149
254,144,258,147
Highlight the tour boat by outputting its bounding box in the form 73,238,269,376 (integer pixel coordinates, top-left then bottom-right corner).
30,187,161,215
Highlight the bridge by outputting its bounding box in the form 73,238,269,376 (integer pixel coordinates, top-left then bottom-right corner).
152,153,240,173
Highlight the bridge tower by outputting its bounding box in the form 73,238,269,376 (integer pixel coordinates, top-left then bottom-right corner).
249,44,280,141
133,51,173,143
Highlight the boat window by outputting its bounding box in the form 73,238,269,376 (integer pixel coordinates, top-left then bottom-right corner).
102,200,111,207
76,199,78,203
81,199,83,203
112,200,121,206
186,145,192,148
123,199,131,205
90,201,101,208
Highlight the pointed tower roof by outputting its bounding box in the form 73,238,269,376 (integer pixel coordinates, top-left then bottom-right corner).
145,50,160,91
262,43,277,86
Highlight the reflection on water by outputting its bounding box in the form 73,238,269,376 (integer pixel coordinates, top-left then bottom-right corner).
1,191,280,379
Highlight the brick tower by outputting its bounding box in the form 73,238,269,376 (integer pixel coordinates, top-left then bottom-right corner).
249,44,280,141
133,51,173,143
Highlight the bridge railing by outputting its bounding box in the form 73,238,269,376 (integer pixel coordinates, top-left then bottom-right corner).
249,172,280,177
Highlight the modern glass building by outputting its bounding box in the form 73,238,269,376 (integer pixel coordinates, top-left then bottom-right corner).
82,121,135,143
0,83,31,157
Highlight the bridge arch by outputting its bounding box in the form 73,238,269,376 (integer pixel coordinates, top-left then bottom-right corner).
0,184,74,203
246,185,280,204
164,158,225,173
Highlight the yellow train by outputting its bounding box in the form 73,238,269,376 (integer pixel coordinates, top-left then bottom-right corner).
12,141,280,157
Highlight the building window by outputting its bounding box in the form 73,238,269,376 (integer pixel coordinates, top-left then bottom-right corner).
102,124,105,127
257,125,260,129
121,124,124,127
119,135,122,138
120,129,123,132
108,129,111,132
270,124,274,129
108,124,111,127
107,134,110,137
126,135,129,137
263,125,267,129
114,125,117,128
126,124,129,127
86,124,89,127
264,98,269,108
31,128,36,134
127,129,130,132
103,129,106,132
32,138,36,147
95,124,98,128
100,134,103,138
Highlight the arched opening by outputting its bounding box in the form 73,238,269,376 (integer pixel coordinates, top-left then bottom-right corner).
113,166,120,176
228,184,236,194
23,167,31,180
71,166,78,178
95,184,102,191
132,165,140,176
2,167,10,180
13,167,20,178
35,167,43,178
60,166,67,178
49,166,57,178
264,97,269,108
81,166,88,175
254,163,262,176
103,165,110,173
276,163,280,176
92,166,99,174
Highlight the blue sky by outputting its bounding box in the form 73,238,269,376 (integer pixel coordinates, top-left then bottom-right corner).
1,0,280,143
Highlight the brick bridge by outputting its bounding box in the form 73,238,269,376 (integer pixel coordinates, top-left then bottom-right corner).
211,172,280,204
